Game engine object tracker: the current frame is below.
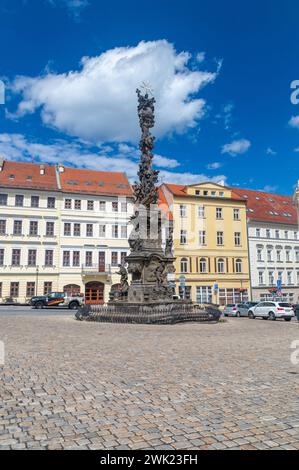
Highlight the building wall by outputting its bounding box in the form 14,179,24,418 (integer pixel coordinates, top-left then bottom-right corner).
0,186,133,303
248,220,299,303
162,183,250,304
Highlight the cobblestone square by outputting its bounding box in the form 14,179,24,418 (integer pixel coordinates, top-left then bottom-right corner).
1,312,299,450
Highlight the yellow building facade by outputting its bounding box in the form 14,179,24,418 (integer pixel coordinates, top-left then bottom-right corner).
160,182,250,305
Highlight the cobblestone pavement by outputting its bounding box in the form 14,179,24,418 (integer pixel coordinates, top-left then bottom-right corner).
1,314,299,450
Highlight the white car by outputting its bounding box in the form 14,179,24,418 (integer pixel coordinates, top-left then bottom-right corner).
248,301,294,321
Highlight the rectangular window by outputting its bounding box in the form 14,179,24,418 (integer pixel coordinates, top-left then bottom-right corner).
85,251,93,267
233,209,240,220
216,207,223,219
73,223,81,236
26,282,35,297
10,282,19,297
217,231,224,245
196,286,212,304
121,252,127,265
29,221,38,236
234,232,241,246
86,224,93,237
15,195,24,207
0,282,2,297
258,272,264,285
294,231,298,240
64,223,71,236
111,252,118,267
267,249,273,262
31,195,39,208
87,200,94,211
0,220,6,235
99,201,106,212
47,197,56,209
287,271,292,285
180,205,187,218
44,282,52,295
198,206,205,218
65,199,72,209
112,202,118,212
28,249,37,267
74,200,81,210
46,222,55,237
99,225,106,237
266,229,271,238
285,230,289,239
257,249,263,261
13,220,23,235
268,271,274,286
121,202,127,213
180,230,187,245
12,249,21,266
0,194,8,206
73,251,80,267
121,226,127,239
256,228,261,237
199,230,206,245
0,249,4,266
63,251,70,267
45,250,53,267
286,250,291,262
296,251,299,263
277,250,281,262
275,230,280,239
112,225,119,238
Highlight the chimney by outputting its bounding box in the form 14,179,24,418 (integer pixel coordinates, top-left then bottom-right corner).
58,163,65,173
0,157,4,172
40,164,45,176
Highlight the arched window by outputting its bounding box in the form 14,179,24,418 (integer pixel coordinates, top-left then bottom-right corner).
180,258,188,273
199,258,207,273
235,259,242,273
217,258,225,273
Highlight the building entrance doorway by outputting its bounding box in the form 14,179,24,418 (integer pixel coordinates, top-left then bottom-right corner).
85,282,104,304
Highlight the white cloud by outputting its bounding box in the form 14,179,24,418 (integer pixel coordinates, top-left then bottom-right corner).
266,147,277,156
9,40,218,144
0,133,226,186
47,0,89,19
196,52,205,63
289,115,299,129
221,138,251,156
206,162,222,170
261,185,278,193
295,147,299,152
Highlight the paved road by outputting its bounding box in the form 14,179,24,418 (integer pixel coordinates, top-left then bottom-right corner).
0,306,75,316
1,314,299,450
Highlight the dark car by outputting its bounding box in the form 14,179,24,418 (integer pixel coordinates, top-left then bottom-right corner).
30,292,84,310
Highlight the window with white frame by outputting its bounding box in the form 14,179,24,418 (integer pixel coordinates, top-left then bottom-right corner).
256,228,261,237
258,271,264,285
216,207,223,219
257,248,263,261
180,205,187,218
180,258,188,273
234,232,241,246
268,271,274,286
99,225,106,237
112,225,119,238
276,249,282,262
267,249,273,262
199,258,207,273
196,286,212,303
199,231,206,245
198,206,205,218
235,259,242,273
217,258,225,273
266,229,271,238
217,231,224,245
286,250,291,262
233,208,240,220
287,271,293,285
180,230,187,245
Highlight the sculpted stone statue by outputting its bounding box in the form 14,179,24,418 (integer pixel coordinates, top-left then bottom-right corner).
165,227,174,257
116,264,129,296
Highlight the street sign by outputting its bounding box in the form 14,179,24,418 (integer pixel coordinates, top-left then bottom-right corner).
213,283,219,291
277,279,282,290
179,275,186,287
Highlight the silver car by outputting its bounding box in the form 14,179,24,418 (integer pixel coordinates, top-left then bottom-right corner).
223,302,258,317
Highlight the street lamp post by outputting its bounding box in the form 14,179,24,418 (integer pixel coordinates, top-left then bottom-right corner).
36,267,39,296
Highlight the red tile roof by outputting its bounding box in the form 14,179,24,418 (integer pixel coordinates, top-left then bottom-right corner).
158,188,173,221
0,160,58,191
59,166,133,197
230,187,298,225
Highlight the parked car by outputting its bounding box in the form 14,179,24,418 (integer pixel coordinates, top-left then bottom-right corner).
248,301,294,321
223,304,242,317
224,302,260,317
30,292,84,310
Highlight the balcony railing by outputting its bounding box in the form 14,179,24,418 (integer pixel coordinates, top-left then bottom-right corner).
81,263,112,275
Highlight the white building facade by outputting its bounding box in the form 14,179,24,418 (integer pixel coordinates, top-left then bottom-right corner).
233,187,299,303
0,159,133,304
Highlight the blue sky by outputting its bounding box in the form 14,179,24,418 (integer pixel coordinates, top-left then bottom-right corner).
0,0,299,194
